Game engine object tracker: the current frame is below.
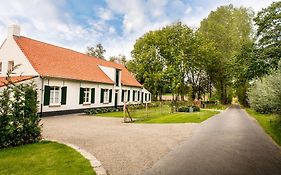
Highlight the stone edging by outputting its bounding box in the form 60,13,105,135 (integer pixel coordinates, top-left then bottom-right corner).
47,139,108,175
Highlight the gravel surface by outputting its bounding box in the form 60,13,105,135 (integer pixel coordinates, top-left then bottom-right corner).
42,114,198,175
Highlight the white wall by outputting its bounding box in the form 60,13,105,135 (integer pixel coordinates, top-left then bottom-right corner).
41,78,116,112
121,86,150,104
0,37,38,76
99,65,116,82
40,78,150,113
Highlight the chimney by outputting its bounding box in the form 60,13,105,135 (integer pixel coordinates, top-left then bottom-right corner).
8,24,20,37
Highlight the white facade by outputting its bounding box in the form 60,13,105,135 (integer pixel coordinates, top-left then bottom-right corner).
0,25,151,115
0,29,38,76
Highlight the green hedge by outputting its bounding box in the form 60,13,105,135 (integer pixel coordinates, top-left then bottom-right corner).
178,106,200,112
0,79,41,149
248,68,281,114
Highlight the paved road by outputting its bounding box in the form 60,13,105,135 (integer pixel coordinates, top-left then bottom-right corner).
144,105,281,175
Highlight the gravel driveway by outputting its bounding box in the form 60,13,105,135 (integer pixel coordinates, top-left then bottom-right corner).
42,114,198,175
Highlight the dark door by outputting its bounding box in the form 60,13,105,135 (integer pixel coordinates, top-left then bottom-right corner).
115,91,118,108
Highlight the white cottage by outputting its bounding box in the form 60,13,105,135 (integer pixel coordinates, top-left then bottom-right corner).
0,25,151,116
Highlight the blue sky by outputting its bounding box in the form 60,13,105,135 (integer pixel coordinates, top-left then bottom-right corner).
0,0,276,59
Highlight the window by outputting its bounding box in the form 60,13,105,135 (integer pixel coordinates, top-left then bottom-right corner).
50,86,60,105
115,69,120,86
133,90,138,101
84,88,90,103
104,89,109,103
8,61,14,71
122,90,126,102
44,86,67,106
80,88,95,104
100,88,112,103
127,90,130,102
0,62,2,73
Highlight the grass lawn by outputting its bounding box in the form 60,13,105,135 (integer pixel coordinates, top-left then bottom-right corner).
246,108,281,146
0,141,95,175
96,105,219,123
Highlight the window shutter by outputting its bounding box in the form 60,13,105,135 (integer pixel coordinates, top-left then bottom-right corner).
79,88,84,104
133,91,135,101
61,87,67,105
91,88,95,104
109,89,112,103
121,90,124,102
138,91,140,101
43,86,50,106
100,89,104,103
127,90,130,102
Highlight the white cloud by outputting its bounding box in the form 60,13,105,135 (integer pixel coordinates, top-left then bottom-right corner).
0,0,277,60
185,5,193,15
97,7,114,21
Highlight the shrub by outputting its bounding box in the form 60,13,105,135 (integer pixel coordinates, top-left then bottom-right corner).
178,106,200,112
0,77,41,149
178,106,189,112
248,68,281,114
193,106,200,112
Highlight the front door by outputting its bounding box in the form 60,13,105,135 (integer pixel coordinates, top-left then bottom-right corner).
115,91,118,108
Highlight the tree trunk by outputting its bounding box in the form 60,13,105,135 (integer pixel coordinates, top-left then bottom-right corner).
209,76,212,98
224,83,227,104
220,80,224,104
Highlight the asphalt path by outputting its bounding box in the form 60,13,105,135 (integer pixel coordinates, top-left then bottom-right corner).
144,105,281,175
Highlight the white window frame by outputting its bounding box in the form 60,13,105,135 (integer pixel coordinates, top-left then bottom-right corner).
83,88,91,104
50,86,60,105
134,90,138,101
8,61,14,71
123,90,128,102
103,89,109,103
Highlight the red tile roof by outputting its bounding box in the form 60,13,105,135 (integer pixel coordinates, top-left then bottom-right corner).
14,36,142,87
0,76,34,87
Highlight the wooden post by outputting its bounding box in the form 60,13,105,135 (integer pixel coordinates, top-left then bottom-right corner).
123,101,126,122
123,101,133,122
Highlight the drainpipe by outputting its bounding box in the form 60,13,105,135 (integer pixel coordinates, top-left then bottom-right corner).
40,77,44,117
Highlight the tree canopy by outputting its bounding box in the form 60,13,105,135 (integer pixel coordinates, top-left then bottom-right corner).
86,43,106,59
253,1,281,76
131,5,254,104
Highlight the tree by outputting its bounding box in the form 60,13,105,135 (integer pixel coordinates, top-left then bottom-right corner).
233,42,257,106
198,5,254,104
253,1,281,75
0,66,41,148
131,29,166,100
248,66,281,114
109,54,127,66
131,22,194,103
86,43,106,59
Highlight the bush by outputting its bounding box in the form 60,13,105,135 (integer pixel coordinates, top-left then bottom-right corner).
0,78,41,149
178,106,200,112
248,68,281,114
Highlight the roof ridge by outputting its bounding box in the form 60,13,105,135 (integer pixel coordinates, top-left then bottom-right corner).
17,36,96,58
13,35,142,87
15,36,124,68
